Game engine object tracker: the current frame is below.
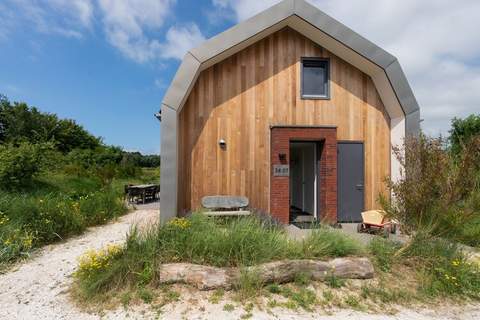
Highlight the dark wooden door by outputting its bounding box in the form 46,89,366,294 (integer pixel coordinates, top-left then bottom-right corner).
337,142,364,222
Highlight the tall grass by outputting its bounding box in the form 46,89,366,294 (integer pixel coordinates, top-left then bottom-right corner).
0,173,128,271
74,213,361,299
405,236,480,298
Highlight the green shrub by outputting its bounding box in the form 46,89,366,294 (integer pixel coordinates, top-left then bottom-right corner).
0,142,53,189
381,134,480,246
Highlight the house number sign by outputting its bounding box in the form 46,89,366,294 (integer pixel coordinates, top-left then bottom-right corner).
273,164,289,177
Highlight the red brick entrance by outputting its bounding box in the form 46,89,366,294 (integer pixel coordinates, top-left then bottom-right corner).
270,126,337,224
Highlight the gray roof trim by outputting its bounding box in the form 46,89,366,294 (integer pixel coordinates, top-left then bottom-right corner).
190,0,295,64
293,0,396,69
162,52,201,111
161,0,420,131
385,60,420,116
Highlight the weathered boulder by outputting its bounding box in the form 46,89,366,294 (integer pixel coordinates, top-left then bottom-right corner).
330,257,375,279
157,257,374,290
158,263,235,290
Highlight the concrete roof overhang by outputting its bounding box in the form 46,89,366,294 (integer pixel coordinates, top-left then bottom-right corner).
161,0,420,133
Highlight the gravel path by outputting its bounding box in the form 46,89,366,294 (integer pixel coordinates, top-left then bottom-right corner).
0,209,479,320
0,209,159,320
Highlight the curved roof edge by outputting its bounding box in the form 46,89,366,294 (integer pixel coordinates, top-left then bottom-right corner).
161,0,420,134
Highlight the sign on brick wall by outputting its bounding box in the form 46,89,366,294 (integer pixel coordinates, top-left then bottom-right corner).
273,164,289,177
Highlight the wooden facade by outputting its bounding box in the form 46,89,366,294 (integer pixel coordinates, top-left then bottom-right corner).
177,27,391,216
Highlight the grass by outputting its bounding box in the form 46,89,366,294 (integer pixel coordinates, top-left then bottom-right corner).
405,236,480,298
367,234,480,300
0,168,158,272
73,213,361,300
71,207,480,313
223,303,235,312
368,237,401,272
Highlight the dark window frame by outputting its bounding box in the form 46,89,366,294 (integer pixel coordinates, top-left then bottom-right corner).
300,57,331,100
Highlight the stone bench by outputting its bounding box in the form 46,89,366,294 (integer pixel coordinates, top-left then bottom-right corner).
201,195,250,216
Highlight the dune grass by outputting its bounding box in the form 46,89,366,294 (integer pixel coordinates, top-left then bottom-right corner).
0,168,158,271
73,213,362,299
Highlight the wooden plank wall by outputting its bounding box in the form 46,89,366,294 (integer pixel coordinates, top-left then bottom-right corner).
178,27,390,215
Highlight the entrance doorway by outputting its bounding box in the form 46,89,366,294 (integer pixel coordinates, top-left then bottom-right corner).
270,126,337,225
289,142,317,223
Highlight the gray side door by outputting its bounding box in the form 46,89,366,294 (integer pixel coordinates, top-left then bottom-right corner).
337,142,364,222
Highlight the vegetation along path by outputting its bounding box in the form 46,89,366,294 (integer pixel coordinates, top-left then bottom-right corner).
0,208,479,320
0,208,158,320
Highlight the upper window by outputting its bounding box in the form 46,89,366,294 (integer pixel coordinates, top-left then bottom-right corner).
301,58,330,99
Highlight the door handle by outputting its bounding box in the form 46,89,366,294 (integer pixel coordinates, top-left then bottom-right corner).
356,184,364,190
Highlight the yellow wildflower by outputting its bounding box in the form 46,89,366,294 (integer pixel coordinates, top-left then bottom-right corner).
168,218,191,229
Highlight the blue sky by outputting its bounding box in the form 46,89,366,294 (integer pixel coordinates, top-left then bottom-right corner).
1,1,479,154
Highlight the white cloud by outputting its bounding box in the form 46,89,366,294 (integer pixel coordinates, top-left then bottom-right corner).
158,24,205,60
212,0,480,135
98,0,204,63
2,0,94,39
2,0,205,63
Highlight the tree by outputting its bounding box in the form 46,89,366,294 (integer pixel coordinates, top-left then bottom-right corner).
0,95,101,152
449,114,480,155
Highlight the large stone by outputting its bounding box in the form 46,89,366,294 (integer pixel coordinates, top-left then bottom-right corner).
201,196,249,209
330,257,375,279
157,258,374,290
158,263,235,290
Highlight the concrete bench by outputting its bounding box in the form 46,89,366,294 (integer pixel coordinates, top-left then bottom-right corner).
201,196,250,216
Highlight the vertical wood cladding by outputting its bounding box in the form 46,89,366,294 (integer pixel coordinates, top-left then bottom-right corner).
178,27,390,216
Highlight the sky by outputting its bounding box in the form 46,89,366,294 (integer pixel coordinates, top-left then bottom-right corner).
1,0,479,154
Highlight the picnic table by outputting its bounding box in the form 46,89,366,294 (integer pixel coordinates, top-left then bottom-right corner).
125,184,160,204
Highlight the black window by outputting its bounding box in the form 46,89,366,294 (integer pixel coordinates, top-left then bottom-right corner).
301,58,330,99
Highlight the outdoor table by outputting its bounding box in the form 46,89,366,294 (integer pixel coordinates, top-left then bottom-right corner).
126,184,159,204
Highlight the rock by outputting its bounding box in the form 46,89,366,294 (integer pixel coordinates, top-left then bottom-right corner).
330,257,375,279
201,196,249,209
242,260,330,283
157,258,374,291
158,263,235,290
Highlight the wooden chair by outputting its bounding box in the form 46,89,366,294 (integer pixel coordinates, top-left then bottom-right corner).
201,196,250,216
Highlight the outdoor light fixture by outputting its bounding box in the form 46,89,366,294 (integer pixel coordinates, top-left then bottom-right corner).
279,153,287,161
219,139,226,149
154,110,162,121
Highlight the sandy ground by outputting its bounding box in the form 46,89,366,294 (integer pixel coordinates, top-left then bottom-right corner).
0,208,479,320
0,208,159,320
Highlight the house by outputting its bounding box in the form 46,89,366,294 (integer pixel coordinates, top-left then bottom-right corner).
159,0,420,225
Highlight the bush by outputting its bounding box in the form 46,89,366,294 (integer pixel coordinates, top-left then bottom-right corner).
381,134,480,246
449,114,480,155
0,142,54,189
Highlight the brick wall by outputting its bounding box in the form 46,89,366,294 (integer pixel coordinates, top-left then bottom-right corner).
270,127,337,224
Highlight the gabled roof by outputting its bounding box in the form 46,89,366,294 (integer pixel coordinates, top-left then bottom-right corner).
161,0,420,134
